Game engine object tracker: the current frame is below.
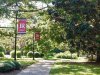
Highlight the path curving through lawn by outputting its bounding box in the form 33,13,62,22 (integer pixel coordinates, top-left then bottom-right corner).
17,60,56,75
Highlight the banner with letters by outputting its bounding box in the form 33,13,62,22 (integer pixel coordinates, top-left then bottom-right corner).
35,32,40,41
18,19,26,34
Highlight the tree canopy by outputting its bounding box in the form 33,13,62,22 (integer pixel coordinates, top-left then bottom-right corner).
46,0,100,61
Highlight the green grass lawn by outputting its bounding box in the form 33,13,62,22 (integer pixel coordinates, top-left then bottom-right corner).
18,59,36,69
44,56,58,60
50,62,100,75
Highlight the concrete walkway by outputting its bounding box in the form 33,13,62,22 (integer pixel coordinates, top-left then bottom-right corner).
17,60,55,75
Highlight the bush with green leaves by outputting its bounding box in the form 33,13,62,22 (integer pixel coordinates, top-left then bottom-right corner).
27,51,43,58
16,51,21,58
0,46,5,53
10,50,21,58
0,52,4,57
40,53,44,57
27,51,33,58
23,50,28,56
10,50,15,58
55,51,77,59
72,53,77,59
34,52,40,58
0,62,13,73
0,61,21,73
5,61,16,69
12,61,21,70
50,48,64,53
55,53,67,59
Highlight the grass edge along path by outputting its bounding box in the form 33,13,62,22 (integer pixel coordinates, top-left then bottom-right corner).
50,62,100,75
18,59,37,69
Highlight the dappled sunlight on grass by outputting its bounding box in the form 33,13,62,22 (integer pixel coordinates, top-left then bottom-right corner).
50,62,100,75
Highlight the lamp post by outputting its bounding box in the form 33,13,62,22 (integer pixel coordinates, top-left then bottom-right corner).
29,24,35,60
14,1,18,61
32,26,35,60
33,32,35,60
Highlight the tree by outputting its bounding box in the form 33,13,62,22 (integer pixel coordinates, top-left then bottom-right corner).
47,0,100,62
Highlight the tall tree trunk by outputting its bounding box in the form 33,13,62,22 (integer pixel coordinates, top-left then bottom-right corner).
96,50,100,62
21,49,23,57
86,52,89,58
71,53,72,59
91,53,93,61
77,49,80,57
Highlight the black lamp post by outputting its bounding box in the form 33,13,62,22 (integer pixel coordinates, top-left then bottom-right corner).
33,31,35,60
14,1,18,61
32,26,35,60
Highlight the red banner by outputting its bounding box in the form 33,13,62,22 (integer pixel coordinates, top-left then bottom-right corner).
18,19,26,34
35,32,40,41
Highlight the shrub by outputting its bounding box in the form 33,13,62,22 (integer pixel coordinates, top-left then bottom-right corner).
27,51,33,58
23,50,28,56
27,51,44,58
0,46,5,53
10,50,15,58
88,55,96,61
12,61,21,70
0,62,13,73
55,53,67,58
10,50,21,58
40,53,44,57
34,52,40,58
55,53,72,59
50,48,64,53
72,53,77,59
0,52,4,57
16,51,21,58
5,61,16,70
55,51,77,59
0,61,21,72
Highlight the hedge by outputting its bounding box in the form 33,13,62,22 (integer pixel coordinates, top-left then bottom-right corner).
27,51,33,58
27,51,44,58
10,50,21,58
55,51,77,59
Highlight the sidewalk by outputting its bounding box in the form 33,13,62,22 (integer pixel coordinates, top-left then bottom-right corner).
17,60,55,75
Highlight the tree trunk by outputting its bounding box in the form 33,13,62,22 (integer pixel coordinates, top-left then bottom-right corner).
96,50,100,62
77,50,80,57
71,53,72,59
91,53,93,61
86,52,89,58
21,49,23,57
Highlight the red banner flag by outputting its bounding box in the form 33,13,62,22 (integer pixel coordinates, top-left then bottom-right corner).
35,32,40,41
18,19,26,34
